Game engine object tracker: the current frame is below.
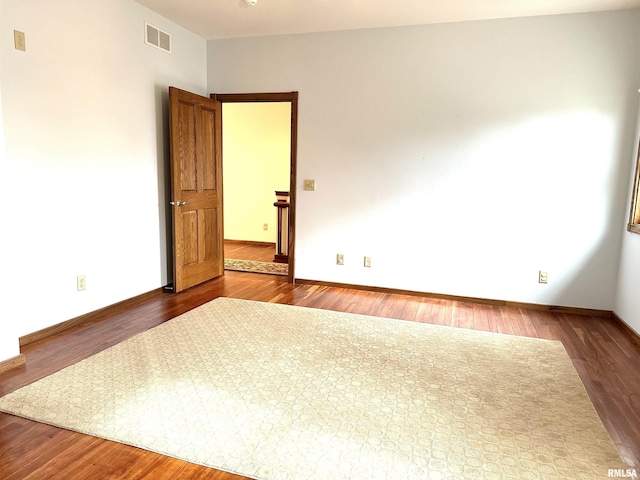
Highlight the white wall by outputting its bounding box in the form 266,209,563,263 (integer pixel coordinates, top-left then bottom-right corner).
1,5,638,366
614,97,640,334
223,102,291,243
209,10,640,311
0,1,20,360
0,0,207,362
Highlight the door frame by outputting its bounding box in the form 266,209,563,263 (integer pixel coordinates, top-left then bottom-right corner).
211,92,298,283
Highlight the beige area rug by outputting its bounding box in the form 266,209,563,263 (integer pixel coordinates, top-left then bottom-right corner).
0,298,626,479
225,258,288,276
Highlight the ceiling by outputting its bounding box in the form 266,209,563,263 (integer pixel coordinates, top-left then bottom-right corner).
134,0,640,40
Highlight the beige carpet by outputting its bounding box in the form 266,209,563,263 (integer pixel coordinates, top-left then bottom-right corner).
225,258,288,276
0,298,626,479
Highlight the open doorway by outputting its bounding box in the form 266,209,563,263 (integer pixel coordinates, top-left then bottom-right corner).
212,92,298,282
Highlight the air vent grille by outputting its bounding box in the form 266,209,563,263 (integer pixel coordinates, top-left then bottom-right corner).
145,22,171,53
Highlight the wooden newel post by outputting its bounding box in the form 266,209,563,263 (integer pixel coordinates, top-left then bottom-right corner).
274,191,290,264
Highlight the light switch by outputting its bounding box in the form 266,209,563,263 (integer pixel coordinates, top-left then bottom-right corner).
304,179,316,191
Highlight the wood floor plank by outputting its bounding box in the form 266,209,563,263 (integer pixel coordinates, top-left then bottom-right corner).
413,299,434,324
7,430,101,480
472,302,490,332
1,266,639,477
176,462,251,480
399,297,420,322
428,299,450,325
455,301,475,331
512,307,539,338
224,240,276,263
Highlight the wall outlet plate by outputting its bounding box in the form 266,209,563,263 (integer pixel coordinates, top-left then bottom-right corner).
14,30,26,51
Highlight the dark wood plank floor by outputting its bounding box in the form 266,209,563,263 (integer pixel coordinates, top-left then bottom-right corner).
1,270,639,479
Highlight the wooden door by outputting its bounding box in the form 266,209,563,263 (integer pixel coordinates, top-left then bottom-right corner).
169,87,223,292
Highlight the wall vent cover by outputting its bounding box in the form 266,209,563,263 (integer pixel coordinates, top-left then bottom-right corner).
145,22,171,53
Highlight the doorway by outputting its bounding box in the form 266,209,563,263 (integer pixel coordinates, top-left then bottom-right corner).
212,92,298,283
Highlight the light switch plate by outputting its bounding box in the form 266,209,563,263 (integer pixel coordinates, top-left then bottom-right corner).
304,179,316,191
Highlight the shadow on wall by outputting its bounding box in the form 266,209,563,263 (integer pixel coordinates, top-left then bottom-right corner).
155,85,173,287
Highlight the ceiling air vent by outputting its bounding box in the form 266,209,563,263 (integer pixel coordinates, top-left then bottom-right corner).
145,22,171,53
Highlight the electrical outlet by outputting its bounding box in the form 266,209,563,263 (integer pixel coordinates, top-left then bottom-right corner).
77,275,86,291
364,256,371,268
263,223,268,231
14,30,26,51
538,271,548,284
336,254,344,265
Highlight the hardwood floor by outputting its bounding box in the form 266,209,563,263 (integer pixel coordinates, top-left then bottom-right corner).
1,271,639,479
224,240,276,263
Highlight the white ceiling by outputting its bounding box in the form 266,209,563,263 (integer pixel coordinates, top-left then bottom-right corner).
134,0,640,40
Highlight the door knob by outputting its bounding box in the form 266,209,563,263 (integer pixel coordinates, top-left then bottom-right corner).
170,201,189,206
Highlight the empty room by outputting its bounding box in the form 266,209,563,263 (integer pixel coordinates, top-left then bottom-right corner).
1,0,639,478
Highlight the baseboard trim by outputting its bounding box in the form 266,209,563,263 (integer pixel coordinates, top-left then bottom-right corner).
612,312,640,347
19,288,166,348
17,278,623,350
224,239,276,247
0,354,26,374
295,279,612,317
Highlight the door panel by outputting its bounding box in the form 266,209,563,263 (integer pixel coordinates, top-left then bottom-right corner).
182,211,198,265
178,102,197,191
203,208,219,260
202,108,218,191
169,87,224,292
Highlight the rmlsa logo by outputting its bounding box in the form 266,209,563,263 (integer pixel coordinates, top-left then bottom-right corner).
608,469,638,478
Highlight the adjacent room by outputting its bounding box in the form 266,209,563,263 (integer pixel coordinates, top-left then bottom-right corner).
222,101,291,277
1,0,639,478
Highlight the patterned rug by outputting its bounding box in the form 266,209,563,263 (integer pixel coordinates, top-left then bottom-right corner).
224,258,288,276
0,298,626,479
